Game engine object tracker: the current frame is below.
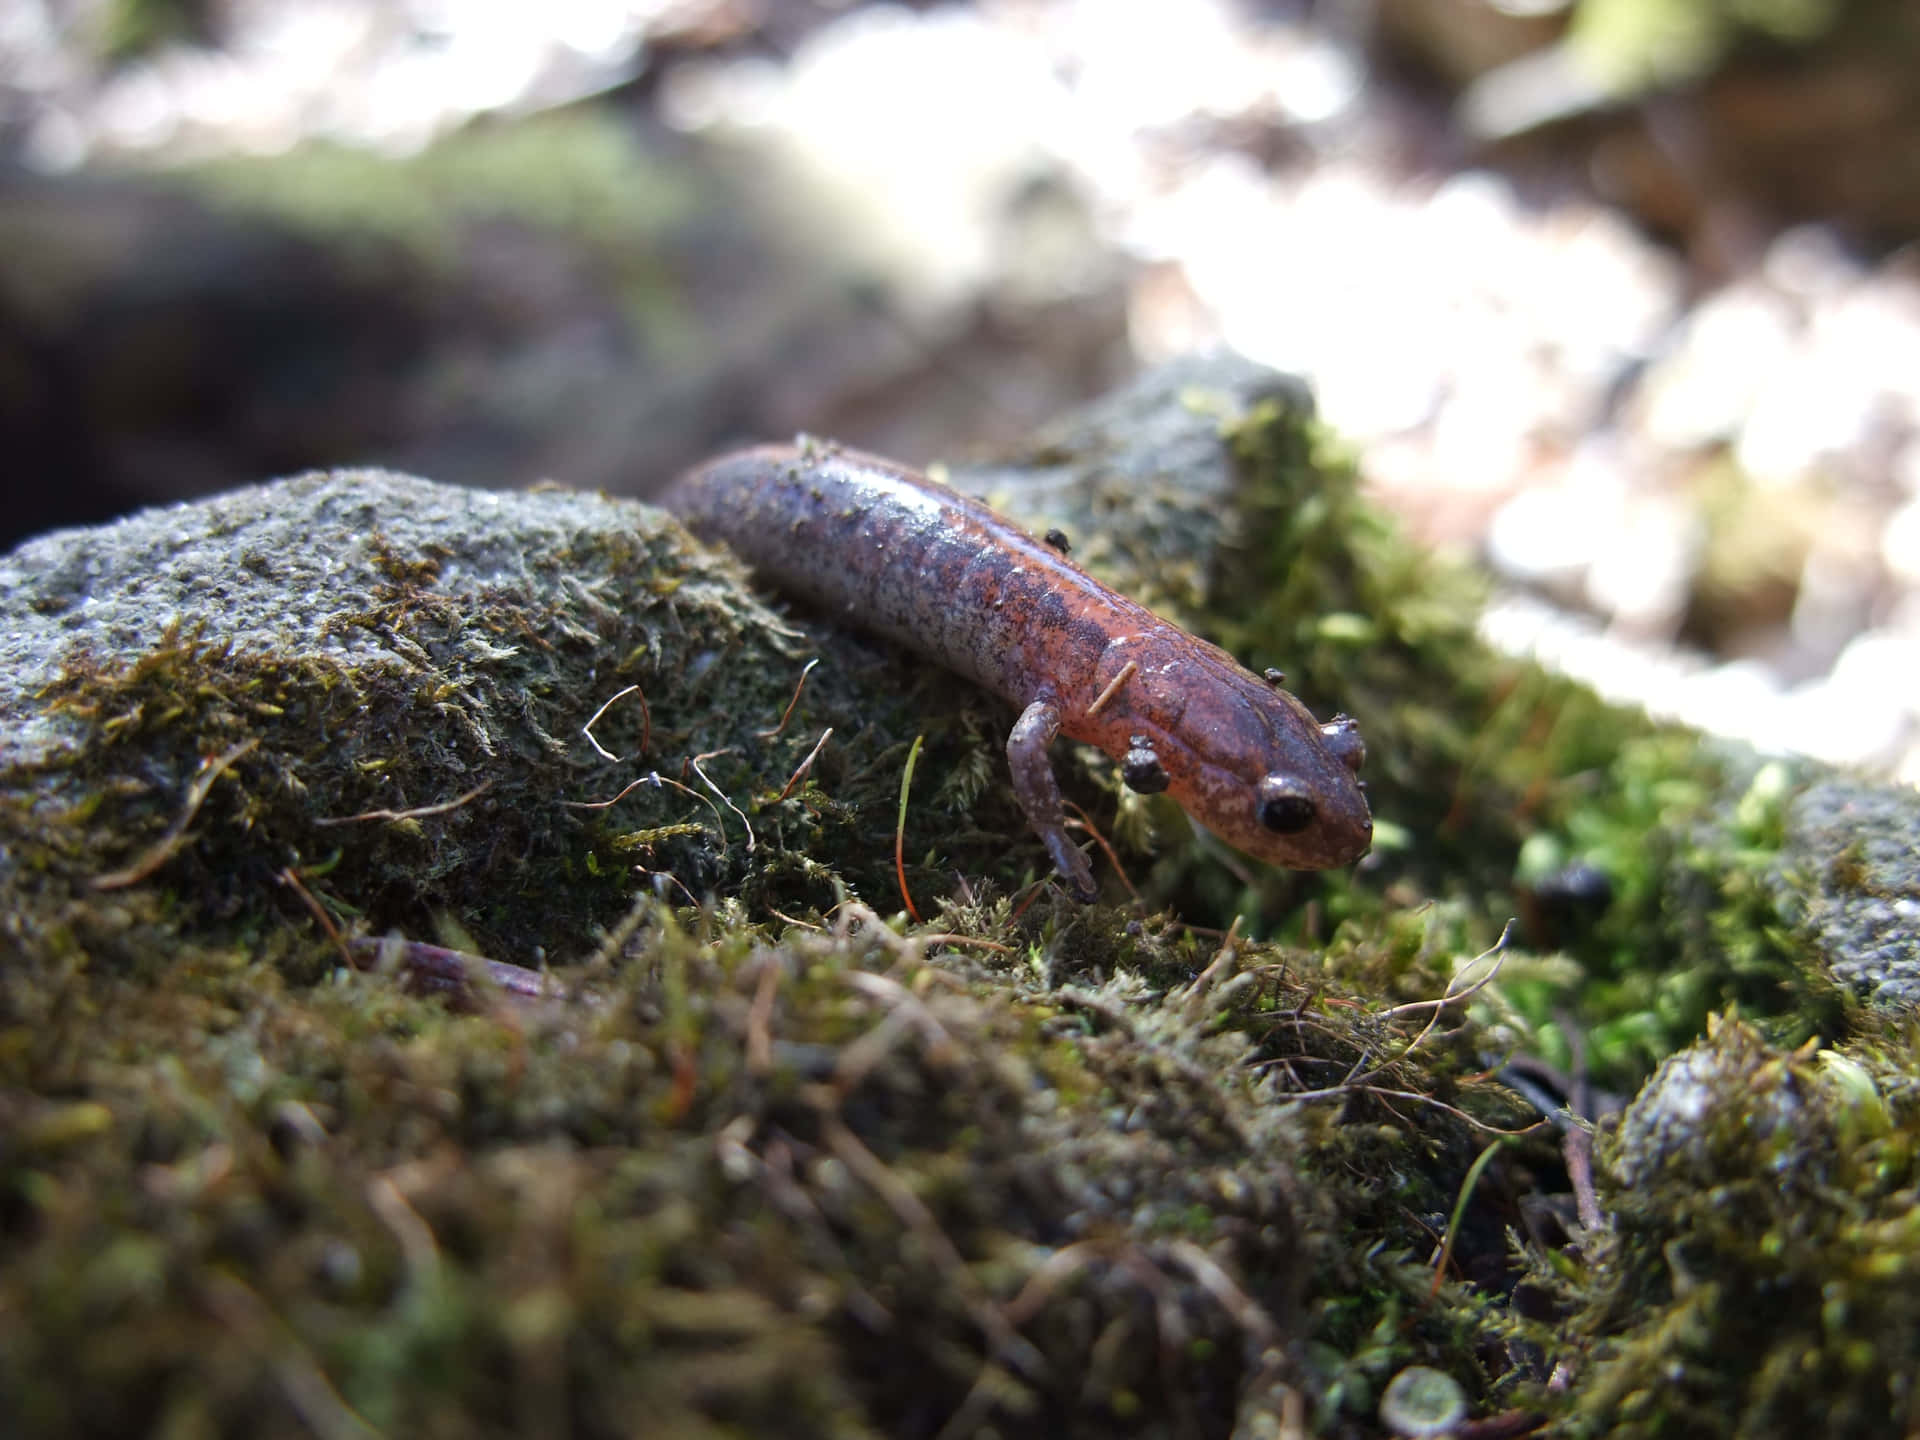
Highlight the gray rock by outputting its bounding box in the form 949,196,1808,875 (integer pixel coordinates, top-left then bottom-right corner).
0,469,757,774
1785,775,1920,1009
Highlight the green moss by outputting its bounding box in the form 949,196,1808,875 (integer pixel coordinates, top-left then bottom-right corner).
1,892,1358,1436
1561,1016,1920,1437
1484,744,1851,1092
1207,399,1852,1096
1219,403,1666,915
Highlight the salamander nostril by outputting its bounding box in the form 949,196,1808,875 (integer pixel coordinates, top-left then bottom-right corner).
1257,774,1316,834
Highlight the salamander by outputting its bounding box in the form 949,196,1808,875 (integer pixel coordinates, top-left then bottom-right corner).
661,439,1372,901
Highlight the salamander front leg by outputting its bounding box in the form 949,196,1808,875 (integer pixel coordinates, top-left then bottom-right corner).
1007,699,1099,902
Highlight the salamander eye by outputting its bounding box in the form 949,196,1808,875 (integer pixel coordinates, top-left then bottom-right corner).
1256,774,1317,834
1121,735,1169,794
1044,528,1072,555
1320,714,1365,774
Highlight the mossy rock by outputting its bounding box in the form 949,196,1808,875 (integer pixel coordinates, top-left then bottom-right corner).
3,353,1916,1437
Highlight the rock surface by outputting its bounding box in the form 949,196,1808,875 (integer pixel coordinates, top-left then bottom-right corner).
0,470,759,773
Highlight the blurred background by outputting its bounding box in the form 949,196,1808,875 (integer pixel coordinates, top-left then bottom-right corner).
4,0,1918,781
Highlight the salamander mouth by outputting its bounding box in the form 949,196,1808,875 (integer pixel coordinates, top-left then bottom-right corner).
1266,800,1373,868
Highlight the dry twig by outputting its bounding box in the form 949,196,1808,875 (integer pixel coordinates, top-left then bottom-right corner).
757,658,820,739
776,727,833,801
690,749,754,852
581,682,649,762
314,780,492,827
94,737,259,889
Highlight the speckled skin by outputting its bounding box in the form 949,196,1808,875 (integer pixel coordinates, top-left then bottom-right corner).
662,439,1371,899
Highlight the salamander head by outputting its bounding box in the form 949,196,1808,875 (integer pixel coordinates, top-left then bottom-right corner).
1107,652,1373,871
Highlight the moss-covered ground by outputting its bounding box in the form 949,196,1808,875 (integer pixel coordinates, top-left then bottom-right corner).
4,360,1916,1437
